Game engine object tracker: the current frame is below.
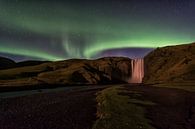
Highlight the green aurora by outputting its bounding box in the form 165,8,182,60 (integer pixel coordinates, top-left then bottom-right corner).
0,0,194,61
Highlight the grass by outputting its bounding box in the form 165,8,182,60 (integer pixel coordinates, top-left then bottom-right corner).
152,82,195,92
93,86,155,129
0,72,42,80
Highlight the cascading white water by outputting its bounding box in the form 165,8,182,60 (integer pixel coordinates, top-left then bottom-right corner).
128,58,144,83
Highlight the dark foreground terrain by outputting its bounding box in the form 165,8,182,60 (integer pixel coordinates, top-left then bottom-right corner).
0,85,195,129
0,86,105,129
124,86,195,129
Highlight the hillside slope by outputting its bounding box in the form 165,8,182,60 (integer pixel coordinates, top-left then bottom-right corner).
0,56,15,70
143,43,195,84
0,57,132,87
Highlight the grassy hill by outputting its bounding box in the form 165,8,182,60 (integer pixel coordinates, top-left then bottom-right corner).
143,43,195,85
0,56,15,70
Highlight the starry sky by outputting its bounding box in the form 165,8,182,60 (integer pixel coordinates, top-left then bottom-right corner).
0,0,195,62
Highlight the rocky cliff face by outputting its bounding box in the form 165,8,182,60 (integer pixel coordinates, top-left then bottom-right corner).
0,57,132,86
143,43,195,84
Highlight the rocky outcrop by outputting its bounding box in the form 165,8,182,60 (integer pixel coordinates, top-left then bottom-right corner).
0,57,132,87
143,43,195,84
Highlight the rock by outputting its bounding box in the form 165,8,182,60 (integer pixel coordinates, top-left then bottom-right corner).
143,43,195,84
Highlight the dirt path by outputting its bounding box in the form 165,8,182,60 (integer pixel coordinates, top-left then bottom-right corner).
125,85,195,129
0,87,104,129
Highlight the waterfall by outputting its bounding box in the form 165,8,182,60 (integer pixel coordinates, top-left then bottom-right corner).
128,58,144,83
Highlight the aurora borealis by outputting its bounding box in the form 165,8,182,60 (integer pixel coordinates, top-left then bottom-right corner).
0,0,195,61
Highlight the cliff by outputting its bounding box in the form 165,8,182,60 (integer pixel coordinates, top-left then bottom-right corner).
0,57,132,87
143,43,195,84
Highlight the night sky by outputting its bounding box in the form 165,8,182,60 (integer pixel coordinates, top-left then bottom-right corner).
0,0,195,62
